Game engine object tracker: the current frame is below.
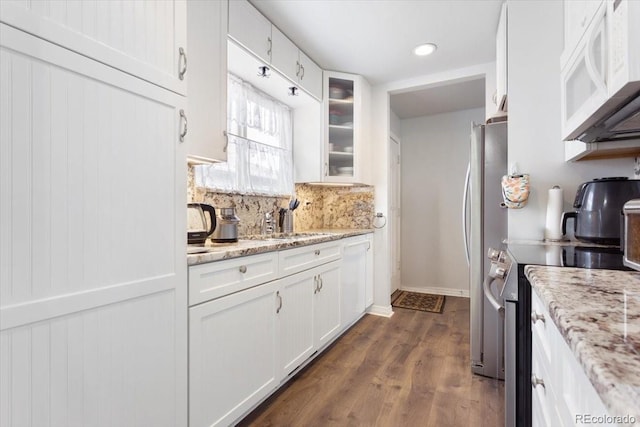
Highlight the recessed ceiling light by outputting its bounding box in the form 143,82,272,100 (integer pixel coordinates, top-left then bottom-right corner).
414,43,437,56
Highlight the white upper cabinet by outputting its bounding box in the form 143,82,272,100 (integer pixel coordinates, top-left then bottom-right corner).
228,0,272,64
186,0,229,164
294,71,371,184
270,26,322,99
563,0,604,58
270,26,300,84
229,0,322,101
0,0,187,95
298,50,323,100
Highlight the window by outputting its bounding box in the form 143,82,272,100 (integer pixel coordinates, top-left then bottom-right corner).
195,73,293,195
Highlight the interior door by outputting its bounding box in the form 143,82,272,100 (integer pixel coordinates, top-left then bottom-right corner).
390,136,401,293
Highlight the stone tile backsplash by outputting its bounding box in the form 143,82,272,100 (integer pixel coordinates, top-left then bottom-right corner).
188,166,375,235
294,184,375,229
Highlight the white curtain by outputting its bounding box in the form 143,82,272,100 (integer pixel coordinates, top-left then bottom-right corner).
195,74,293,195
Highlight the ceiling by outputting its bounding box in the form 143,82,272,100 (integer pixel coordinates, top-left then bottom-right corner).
250,0,503,87
389,78,486,119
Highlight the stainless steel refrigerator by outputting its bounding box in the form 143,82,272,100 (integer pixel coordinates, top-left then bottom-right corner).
462,121,508,380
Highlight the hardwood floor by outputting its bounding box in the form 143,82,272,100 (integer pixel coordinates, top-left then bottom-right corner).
238,296,504,427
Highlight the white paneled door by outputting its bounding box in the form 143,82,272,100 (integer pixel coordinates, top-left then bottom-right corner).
189,281,279,427
0,0,187,94
278,270,315,377
313,261,341,349
0,24,187,427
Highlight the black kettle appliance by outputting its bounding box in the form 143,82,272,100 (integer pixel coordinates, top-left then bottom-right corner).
562,177,640,245
187,203,216,245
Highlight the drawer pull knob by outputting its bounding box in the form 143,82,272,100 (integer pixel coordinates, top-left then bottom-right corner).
314,249,320,256
531,311,545,324
239,265,247,274
531,375,545,389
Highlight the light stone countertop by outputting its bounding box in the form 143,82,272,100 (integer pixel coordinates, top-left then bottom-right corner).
525,265,640,422
187,228,373,266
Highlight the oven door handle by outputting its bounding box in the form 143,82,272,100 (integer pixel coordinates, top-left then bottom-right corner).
483,276,505,315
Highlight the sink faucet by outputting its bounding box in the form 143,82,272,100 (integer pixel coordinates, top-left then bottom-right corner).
261,212,275,235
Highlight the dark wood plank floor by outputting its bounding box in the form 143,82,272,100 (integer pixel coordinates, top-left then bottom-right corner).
239,296,504,427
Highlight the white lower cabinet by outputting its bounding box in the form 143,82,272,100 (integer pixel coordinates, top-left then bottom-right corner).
189,238,369,426
278,268,315,377
278,259,341,377
341,235,371,329
187,235,372,425
189,281,280,427
312,261,342,350
531,289,612,427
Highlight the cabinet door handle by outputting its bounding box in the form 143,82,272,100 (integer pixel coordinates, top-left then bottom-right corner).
319,275,323,291
324,162,328,177
531,375,545,389
223,130,228,153
313,275,319,294
299,64,305,80
267,36,272,58
296,60,301,77
178,47,187,80
314,249,320,256
179,109,188,142
276,290,283,313
239,265,247,274
531,311,545,324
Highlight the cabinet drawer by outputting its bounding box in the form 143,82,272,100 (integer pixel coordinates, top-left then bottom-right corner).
189,252,278,306
278,241,342,277
531,289,553,366
531,348,563,427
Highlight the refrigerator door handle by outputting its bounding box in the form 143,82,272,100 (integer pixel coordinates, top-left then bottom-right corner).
462,162,471,266
483,276,505,315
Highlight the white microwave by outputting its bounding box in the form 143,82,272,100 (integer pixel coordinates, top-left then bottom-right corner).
561,0,640,143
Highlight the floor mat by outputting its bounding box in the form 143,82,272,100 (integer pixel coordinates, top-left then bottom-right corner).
391,290,445,313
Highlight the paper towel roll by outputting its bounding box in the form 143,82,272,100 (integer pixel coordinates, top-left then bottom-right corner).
544,186,564,241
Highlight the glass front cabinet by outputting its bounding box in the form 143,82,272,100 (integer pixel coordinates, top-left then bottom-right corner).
323,71,371,184
293,71,371,184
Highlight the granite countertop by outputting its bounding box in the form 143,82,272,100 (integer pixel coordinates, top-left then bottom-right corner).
525,265,640,421
187,228,373,265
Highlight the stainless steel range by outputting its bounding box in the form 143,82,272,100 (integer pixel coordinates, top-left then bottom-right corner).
501,242,631,427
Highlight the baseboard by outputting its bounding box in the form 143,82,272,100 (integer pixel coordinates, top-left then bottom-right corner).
400,285,469,298
366,304,394,317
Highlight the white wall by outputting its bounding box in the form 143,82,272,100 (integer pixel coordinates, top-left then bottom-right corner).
390,109,401,138
400,108,484,296
369,86,394,317
507,0,634,240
